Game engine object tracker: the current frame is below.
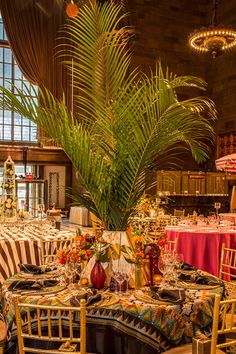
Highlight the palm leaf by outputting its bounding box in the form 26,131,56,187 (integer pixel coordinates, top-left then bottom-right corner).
0,2,217,230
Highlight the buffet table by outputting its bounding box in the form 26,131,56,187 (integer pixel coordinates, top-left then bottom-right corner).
1,269,224,354
165,226,236,276
0,221,74,283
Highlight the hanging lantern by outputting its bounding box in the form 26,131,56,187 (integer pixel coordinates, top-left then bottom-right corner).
66,1,79,18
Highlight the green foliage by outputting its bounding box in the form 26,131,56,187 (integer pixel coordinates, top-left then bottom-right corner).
0,2,217,230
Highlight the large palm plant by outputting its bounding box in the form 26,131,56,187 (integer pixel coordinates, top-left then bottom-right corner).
0,2,217,230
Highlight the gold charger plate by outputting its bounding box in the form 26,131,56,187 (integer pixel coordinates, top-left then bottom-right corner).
178,281,220,290
14,285,67,296
134,289,174,305
91,292,120,307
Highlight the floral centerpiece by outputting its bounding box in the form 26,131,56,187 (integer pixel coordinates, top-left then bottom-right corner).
1,156,17,220
121,229,167,287
2,197,17,210
56,228,119,288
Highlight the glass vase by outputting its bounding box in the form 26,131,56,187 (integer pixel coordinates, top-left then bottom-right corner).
135,263,144,289
90,260,106,289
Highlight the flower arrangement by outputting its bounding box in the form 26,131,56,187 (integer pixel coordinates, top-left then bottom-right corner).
135,195,163,217
2,182,14,190
2,197,17,209
56,246,91,265
5,167,14,176
121,229,167,265
56,228,118,266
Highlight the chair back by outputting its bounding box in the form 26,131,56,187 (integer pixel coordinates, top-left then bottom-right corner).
174,209,185,217
219,243,236,282
14,296,87,354
40,236,74,265
211,294,236,354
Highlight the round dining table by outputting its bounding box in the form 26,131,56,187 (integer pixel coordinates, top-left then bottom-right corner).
165,225,236,277
1,269,224,354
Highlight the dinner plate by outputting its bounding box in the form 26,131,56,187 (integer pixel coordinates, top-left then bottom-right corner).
178,281,220,290
18,269,60,279
134,289,175,305
14,285,67,296
93,293,120,307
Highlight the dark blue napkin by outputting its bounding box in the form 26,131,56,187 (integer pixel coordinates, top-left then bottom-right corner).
150,286,186,303
8,279,58,291
19,264,51,274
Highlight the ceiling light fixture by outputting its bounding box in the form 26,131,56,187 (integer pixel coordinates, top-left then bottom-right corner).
188,0,236,58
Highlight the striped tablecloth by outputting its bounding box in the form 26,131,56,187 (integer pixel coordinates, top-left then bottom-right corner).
0,222,73,283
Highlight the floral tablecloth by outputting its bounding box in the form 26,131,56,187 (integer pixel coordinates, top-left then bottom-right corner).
0,271,225,354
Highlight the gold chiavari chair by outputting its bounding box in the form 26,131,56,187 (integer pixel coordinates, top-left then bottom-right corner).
162,294,236,354
219,243,236,298
0,314,7,354
14,296,95,354
40,236,74,265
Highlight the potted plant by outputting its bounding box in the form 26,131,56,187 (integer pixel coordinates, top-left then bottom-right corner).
0,2,216,234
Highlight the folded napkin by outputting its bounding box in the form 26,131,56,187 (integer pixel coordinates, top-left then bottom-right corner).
195,275,220,286
181,262,197,271
178,273,192,282
8,279,58,291
19,264,51,274
70,289,102,307
150,286,186,303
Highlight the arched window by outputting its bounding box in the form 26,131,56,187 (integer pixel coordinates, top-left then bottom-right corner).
0,14,38,143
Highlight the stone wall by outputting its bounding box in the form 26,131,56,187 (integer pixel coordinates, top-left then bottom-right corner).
127,0,236,169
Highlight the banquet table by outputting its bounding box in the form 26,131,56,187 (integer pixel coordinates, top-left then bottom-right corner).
165,226,236,277
0,221,74,283
0,270,225,354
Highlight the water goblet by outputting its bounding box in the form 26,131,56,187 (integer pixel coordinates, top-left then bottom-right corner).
113,271,127,294
64,263,76,288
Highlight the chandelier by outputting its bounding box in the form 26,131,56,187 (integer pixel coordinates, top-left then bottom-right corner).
188,0,236,58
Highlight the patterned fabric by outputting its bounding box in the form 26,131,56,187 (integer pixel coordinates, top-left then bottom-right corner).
1,274,225,353
0,223,73,282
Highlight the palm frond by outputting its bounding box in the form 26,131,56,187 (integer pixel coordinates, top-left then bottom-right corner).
0,2,217,230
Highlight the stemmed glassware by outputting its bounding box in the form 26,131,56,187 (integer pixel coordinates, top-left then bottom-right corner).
64,263,76,288
113,271,128,294
158,251,184,287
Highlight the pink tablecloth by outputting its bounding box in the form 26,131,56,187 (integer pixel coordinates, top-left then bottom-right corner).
165,227,236,277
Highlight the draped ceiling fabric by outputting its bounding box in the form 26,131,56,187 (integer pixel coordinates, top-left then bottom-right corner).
0,0,126,117
0,0,69,104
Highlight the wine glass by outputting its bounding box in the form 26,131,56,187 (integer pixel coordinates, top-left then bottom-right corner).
64,263,76,288
174,253,184,282
113,271,127,294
